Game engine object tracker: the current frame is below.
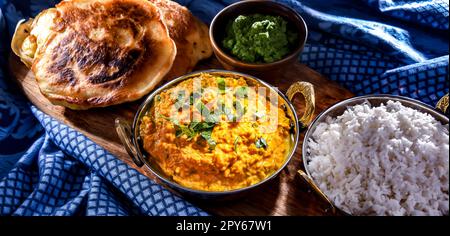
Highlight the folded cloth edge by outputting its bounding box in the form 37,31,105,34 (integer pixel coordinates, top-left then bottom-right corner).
29,105,209,216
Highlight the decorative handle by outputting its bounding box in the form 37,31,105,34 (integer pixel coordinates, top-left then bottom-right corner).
115,118,144,167
298,170,337,214
286,81,316,129
436,94,449,115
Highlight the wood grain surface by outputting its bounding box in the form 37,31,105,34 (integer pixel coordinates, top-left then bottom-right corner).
9,55,354,216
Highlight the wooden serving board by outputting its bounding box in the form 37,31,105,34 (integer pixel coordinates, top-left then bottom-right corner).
9,55,354,216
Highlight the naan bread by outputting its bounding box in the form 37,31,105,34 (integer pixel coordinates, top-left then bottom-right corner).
12,0,176,110
149,0,212,80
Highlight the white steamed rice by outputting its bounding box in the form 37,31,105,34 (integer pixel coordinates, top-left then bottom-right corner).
307,100,449,216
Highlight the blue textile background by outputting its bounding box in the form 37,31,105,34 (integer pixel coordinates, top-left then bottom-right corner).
0,0,448,215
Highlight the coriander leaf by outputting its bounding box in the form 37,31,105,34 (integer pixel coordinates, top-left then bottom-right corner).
200,129,217,150
255,137,268,149
159,114,171,121
208,112,221,124
234,136,240,153
233,101,243,110
161,115,196,139
189,92,201,105
175,125,195,140
233,101,246,121
175,128,183,137
159,114,179,125
189,122,200,131
196,102,219,123
217,77,226,94
195,102,208,115
190,122,216,132
217,100,234,121
217,99,225,112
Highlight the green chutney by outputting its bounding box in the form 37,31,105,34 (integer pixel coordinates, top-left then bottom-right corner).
222,14,298,63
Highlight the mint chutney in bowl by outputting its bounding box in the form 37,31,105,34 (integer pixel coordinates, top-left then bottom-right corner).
209,0,308,73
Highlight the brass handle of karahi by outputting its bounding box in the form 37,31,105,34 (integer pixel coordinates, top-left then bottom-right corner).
286,81,316,129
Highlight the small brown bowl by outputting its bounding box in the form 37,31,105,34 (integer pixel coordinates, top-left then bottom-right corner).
209,0,308,73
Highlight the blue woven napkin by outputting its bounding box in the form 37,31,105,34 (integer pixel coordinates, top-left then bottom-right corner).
0,106,208,216
1,0,448,216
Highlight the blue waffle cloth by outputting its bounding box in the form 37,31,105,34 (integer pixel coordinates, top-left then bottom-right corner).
0,0,448,216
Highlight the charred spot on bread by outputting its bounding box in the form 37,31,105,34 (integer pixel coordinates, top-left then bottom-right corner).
10,0,213,110
15,0,177,109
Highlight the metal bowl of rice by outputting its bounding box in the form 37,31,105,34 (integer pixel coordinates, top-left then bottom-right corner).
301,94,449,216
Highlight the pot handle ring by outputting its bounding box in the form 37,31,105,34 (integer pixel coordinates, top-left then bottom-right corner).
286,81,316,129
436,94,449,115
115,118,144,167
287,82,336,213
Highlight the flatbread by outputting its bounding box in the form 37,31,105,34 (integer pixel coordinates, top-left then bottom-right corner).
149,0,212,80
12,0,176,110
